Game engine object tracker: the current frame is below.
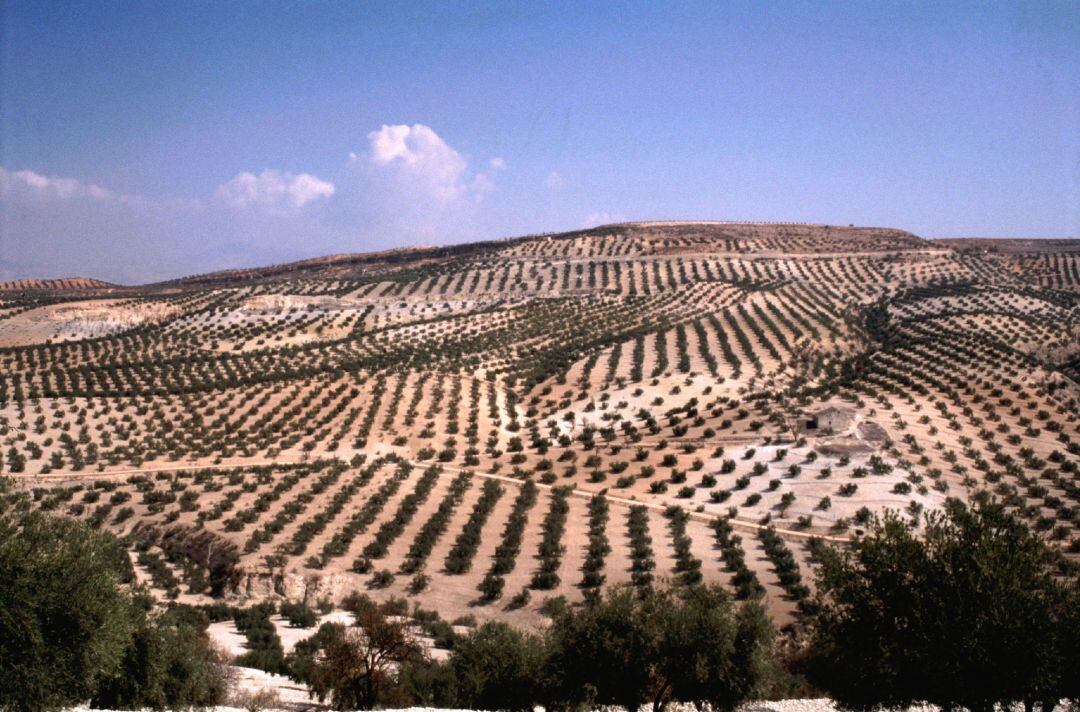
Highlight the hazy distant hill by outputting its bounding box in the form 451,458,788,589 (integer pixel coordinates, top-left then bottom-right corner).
0,276,118,292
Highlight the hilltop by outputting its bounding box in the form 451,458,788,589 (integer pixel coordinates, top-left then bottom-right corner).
0,276,118,293
161,222,931,288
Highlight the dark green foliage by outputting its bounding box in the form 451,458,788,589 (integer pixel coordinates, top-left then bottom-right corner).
363,465,440,560
288,583,775,712
0,510,226,711
233,602,286,674
280,600,318,628
0,511,137,710
286,621,347,694
666,507,703,586
445,479,504,574
758,526,812,610
301,602,424,710
402,471,472,574
398,657,459,708
479,479,538,600
1060,582,1080,706
651,585,776,712
627,504,656,587
544,585,658,711
711,516,765,600
580,494,611,588
544,584,775,712
531,486,571,589
449,621,545,712
91,607,230,710
806,501,1077,712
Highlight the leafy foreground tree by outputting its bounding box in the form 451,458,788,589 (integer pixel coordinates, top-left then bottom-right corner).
295,583,775,711
300,600,425,709
805,500,1080,712
0,510,138,710
91,606,231,710
0,508,227,711
285,620,347,693
448,620,546,712
440,583,775,712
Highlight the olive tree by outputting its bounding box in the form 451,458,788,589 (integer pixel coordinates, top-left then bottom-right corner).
806,500,1074,712
0,511,137,711
0,509,229,711
545,583,775,712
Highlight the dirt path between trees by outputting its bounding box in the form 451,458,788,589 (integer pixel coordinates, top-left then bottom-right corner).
11,456,851,543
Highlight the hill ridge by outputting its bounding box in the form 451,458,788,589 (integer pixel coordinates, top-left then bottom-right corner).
153,221,929,288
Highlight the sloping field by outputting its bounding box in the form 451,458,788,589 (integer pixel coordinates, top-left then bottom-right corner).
2,222,1077,630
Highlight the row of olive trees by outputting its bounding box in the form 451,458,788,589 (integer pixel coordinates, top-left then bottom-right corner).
294,499,1079,712
4,476,1077,712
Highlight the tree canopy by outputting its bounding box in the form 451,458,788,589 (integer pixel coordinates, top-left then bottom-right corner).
0,511,138,711
0,508,228,711
806,500,1079,712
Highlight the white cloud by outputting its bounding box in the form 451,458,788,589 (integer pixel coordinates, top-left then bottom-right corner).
1,165,194,282
0,167,112,201
359,124,486,203
0,124,502,282
546,171,565,189
368,124,444,164
582,211,625,228
333,124,501,241
471,172,495,197
1,164,341,283
216,169,334,212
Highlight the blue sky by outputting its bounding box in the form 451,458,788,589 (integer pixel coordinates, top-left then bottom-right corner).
1,1,1077,282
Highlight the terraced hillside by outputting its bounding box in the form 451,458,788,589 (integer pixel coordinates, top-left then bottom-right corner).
2,221,1077,628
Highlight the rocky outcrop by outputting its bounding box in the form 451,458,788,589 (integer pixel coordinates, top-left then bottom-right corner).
231,570,365,607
